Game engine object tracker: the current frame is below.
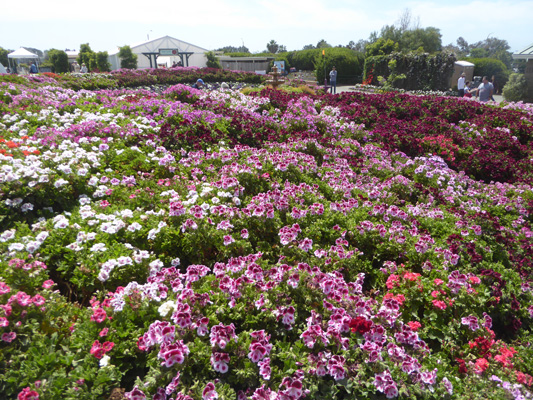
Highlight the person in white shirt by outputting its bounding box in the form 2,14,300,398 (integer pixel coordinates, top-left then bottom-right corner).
457,72,466,97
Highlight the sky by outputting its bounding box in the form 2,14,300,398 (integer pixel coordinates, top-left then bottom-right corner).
1,0,532,55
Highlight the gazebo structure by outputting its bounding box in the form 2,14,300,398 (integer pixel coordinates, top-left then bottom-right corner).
107,36,208,70
7,48,39,73
512,43,533,100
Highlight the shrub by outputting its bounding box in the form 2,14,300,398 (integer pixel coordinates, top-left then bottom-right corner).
502,73,529,102
118,46,138,70
47,49,70,73
467,57,510,91
313,47,364,84
205,51,221,69
364,52,456,91
96,51,111,72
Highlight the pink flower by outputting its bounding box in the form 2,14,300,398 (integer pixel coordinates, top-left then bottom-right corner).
14,291,32,307
99,328,109,337
0,317,8,327
223,235,235,246
408,321,422,331
258,357,271,380
91,307,107,323
241,229,249,239
432,300,447,310
211,352,230,373
202,382,218,400
461,315,480,331
31,294,46,307
158,341,190,367
473,358,489,374
90,340,105,359
0,282,11,295
124,385,146,400
2,332,16,342
298,238,313,252
17,387,39,400
42,280,55,289
248,342,268,363
209,323,237,349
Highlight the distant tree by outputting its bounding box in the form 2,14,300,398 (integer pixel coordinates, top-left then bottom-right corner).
96,51,111,72
316,39,332,49
302,44,315,50
205,51,221,69
401,27,442,53
470,47,489,58
266,40,279,54
77,43,94,68
118,46,138,69
278,45,287,53
47,49,70,73
216,45,250,54
23,47,43,59
0,47,11,66
456,37,470,56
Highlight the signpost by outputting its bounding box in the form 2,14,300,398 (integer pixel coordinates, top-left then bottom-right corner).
159,49,179,56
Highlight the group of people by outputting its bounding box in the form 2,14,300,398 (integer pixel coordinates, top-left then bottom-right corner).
458,72,496,102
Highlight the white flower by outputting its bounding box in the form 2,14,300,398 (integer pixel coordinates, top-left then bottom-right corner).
54,178,69,188
158,300,177,317
99,355,110,368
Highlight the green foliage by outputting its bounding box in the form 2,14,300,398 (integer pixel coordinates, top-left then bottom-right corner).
502,73,529,102
95,51,111,72
0,46,11,66
205,51,221,69
77,43,94,71
266,40,279,54
47,49,70,73
400,27,442,54
287,49,322,71
118,46,138,70
364,51,456,91
467,57,510,89
365,38,399,57
313,47,364,84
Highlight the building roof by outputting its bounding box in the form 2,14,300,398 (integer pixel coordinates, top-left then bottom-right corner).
513,43,533,60
455,60,475,67
108,35,208,56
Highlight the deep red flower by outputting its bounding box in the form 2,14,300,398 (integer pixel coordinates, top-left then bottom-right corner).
349,316,372,334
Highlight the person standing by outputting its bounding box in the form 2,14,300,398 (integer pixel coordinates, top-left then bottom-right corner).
457,72,466,97
475,76,494,102
29,62,38,74
329,66,337,94
80,63,88,73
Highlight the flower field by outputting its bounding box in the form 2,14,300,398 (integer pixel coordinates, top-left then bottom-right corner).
1,69,533,400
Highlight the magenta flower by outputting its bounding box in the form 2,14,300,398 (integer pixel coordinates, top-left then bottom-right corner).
211,352,230,373
17,387,39,400
202,382,218,400
209,323,237,349
158,341,190,367
223,235,235,246
2,332,16,342
124,385,147,400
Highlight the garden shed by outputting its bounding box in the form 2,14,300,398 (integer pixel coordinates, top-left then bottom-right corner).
107,36,209,70
512,43,533,100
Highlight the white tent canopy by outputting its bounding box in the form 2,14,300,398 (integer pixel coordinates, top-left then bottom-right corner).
7,48,40,73
8,48,39,59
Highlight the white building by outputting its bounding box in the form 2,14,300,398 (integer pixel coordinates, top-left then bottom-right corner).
107,36,209,70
